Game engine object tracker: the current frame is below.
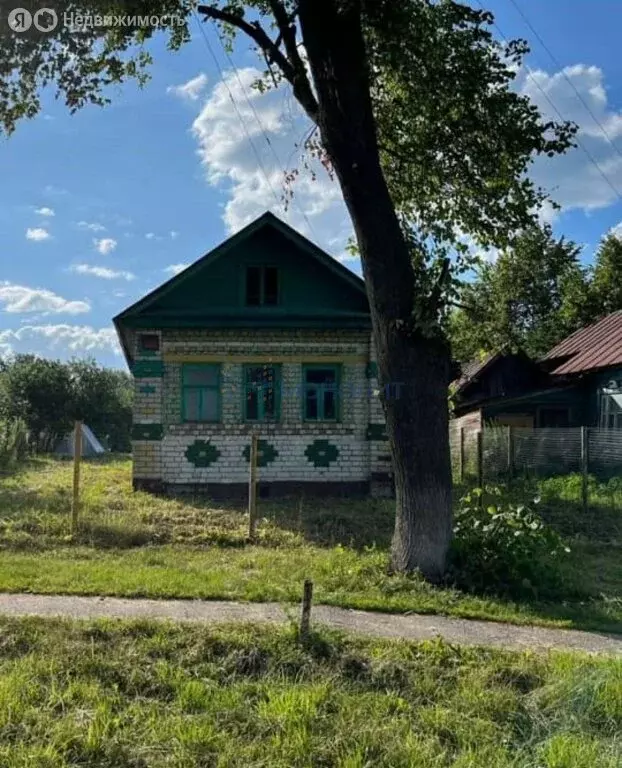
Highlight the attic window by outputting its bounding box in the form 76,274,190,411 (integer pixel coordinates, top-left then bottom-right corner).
245,266,279,306
138,333,160,354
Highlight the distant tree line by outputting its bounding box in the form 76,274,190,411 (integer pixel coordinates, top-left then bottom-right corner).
449,227,622,362
0,356,133,454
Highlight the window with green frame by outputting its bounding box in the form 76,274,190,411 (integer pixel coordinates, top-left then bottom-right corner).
303,365,340,421
182,364,221,422
243,364,281,422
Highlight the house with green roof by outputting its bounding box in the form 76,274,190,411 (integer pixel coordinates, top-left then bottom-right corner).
114,212,390,497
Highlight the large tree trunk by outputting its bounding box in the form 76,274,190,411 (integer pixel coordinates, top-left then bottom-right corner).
298,0,453,580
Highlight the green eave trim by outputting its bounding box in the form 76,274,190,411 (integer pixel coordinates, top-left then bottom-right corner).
132,361,164,378
366,424,388,441
132,424,163,441
123,316,371,330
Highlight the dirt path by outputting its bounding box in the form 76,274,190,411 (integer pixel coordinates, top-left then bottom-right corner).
0,593,619,654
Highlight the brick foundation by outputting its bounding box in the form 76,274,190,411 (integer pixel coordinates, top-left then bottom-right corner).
134,478,370,499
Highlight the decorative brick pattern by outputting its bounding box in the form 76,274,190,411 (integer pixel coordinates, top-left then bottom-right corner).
305,439,339,468
134,378,162,423
132,424,163,441
129,327,382,492
243,439,279,468
366,424,388,441
132,360,164,378
185,439,221,468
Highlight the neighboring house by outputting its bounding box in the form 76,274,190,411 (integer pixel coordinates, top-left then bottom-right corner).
453,311,622,431
114,213,390,497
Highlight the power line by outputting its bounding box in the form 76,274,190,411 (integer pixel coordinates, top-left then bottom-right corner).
507,0,622,167
211,29,322,243
192,11,284,212
473,0,622,203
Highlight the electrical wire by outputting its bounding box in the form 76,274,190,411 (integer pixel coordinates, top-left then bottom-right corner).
507,0,622,167
192,11,285,212
473,0,622,203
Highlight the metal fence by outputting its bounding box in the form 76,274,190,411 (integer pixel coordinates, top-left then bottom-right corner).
450,426,622,514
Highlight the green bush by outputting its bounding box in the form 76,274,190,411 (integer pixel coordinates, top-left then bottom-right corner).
449,486,571,600
0,419,29,469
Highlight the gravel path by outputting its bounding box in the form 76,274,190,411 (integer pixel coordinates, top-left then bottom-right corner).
0,593,620,654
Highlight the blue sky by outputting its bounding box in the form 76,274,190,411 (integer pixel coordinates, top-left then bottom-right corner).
1,0,622,369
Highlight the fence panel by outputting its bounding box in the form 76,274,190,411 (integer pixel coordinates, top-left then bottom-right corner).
588,429,622,480
451,425,622,485
512,428,583,477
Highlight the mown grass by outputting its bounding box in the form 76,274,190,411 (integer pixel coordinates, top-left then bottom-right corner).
0,617,619,767
0,458,620,633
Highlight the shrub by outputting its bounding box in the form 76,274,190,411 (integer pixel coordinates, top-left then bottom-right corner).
449,486,571,600
0,418,29,469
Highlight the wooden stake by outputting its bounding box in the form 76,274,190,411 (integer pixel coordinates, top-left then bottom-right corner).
248,433,258,540
297,492,305,533
459,427,465,484
581,426,589,514
476,429,484,490
71,421,83,533
507,426,514,482
300,579,314,641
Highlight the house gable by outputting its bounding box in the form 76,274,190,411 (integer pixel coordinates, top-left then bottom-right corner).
114,213,369,362
454,351,546,415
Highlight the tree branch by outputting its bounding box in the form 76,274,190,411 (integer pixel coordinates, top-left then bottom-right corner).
197,3,319,122
426,257,451,315
448,300,478,313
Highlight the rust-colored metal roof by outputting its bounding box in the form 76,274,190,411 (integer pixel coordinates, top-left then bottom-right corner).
543,310,622,375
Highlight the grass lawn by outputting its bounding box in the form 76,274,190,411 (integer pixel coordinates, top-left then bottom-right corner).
0,617,619,767
0,457,620,633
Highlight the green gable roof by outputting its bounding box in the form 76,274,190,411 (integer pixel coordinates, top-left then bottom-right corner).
114,212,370,363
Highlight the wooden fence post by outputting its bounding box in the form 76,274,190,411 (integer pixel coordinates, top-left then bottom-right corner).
71,420,83,533
581,426,589,514
507,426,514,482
299,579,314,641
459,427,465,484
476,429,483,491
248,433,258,540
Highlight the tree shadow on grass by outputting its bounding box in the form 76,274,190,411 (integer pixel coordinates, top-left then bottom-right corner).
257,496,395,550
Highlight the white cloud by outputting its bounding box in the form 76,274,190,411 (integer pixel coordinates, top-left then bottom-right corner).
519,64,622,213
170,230,179,240
35,207,55,217
26,227,51,242
168,73,209,101
94,237,118,255
71,264,135,281
191,66,353,259
0,282,90,315
164,263,190,276
44,185,68,196
78,221,106,232
609,221,622,240
188,61,622,267
1,325,120,356
0,330,13,358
